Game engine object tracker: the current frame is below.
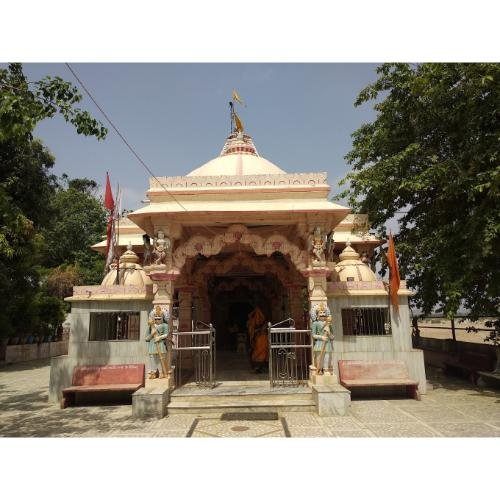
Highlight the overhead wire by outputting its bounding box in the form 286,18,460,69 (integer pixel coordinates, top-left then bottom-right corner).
64,63,218,236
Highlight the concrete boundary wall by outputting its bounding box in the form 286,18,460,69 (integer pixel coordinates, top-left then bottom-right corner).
3,341,68,364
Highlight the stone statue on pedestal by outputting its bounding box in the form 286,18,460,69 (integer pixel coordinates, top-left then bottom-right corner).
310,302,334,374
309,226,326,265
152,231,170,265
145,305,171,379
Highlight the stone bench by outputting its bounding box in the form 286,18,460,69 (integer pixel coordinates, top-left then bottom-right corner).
61,364,145,409
443,352,494,384
338,360,421,401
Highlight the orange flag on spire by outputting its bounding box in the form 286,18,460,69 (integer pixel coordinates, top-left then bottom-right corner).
387,231,401,311
233,112,244,132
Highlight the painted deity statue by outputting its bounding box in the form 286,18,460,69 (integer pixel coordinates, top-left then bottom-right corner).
247,306,268,373
145,305,171,379
309,226,326,264
310,303,334,374
152,231,170,265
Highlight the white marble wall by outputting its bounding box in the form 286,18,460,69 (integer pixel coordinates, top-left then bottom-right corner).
49,299,151,403
328,294,427,393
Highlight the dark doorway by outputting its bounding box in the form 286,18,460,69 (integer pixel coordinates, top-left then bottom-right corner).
225,301,253,351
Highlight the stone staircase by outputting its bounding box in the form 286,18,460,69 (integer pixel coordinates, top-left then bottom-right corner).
167,380,316,414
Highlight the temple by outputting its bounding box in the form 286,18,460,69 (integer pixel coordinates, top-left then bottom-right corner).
49,118,426,417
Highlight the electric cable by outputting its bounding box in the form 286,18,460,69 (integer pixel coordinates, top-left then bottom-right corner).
65,63,218,236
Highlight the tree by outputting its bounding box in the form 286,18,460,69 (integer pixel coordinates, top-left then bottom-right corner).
41,175,107,279
0,63,107,338
0,63,106,143
338,63,499,319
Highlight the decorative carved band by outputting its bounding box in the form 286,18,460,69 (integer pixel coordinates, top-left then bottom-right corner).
72,284,152,296
327,281,406,291
172,224,308,272
149,172,328,190
189,251,303,288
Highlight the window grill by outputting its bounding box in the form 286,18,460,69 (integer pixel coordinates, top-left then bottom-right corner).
89,312,141,341
341,307,390,336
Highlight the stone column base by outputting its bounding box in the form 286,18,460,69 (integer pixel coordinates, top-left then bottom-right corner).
308,365,338,386
132,380,171,419
312,384,351,416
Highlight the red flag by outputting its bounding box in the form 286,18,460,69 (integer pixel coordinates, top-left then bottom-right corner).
104,173,116,273
387,231,401,311
104,172,115,212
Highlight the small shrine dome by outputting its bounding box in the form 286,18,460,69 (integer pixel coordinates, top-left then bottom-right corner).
334,243,377,282
101,244,152,288
187,132,286,177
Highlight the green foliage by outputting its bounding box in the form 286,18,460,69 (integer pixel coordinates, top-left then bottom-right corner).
338,63,500,319
0,63,107,337
74,251,106,286
44,264,82,301
33,292,66,336
0,63,107,142
41,174,107,274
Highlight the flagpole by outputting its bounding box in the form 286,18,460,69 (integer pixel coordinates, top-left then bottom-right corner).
104,172,116,276
114,184,120,285
229,101,234,134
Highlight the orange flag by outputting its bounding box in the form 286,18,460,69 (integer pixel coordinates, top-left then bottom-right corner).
387,231,401,311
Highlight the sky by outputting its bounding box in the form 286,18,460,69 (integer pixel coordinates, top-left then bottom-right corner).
18,63,381,210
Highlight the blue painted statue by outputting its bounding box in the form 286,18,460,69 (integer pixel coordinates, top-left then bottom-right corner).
145,305,170,379
310,302,334,374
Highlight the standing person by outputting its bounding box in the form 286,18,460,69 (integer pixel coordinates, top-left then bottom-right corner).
145,306,170,379
247,306,268,372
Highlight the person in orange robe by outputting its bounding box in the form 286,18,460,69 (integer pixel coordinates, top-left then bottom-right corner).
247,306,268,372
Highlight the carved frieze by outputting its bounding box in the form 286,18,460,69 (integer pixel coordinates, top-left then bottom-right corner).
149,172,328,190
172,224,307,272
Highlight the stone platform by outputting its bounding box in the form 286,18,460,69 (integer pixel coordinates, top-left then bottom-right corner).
168,380,316,414
1,361,499,437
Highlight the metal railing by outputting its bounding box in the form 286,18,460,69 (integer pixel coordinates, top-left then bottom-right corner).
412,316,498,342
268,318,312,388
172,321,216,388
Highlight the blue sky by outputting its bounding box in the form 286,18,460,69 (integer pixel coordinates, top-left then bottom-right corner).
19,63,380,210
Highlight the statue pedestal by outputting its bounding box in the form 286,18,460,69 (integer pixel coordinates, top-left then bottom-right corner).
312,385,351,416
132,378,171,419
309,365,350,416
308,365,338,386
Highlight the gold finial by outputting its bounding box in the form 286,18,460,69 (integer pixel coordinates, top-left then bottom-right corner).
232,89,245,106
230,90,245,134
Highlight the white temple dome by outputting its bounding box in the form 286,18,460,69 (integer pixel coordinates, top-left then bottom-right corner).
101,245,152,288
187,132,286,177
334,243,377,282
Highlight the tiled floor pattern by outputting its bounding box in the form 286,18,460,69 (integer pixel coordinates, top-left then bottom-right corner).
0,360,498,437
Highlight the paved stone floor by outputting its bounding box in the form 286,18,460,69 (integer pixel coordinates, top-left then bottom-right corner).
1,359,499,437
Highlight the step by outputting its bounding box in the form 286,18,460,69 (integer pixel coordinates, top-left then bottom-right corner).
171,385,312,399
167,398,316,414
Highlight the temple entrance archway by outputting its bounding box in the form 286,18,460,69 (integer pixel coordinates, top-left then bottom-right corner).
174,248,307,382
209,275,278,352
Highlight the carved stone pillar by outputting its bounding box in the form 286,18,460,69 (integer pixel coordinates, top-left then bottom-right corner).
200,294,211,324
288,283,306,329
303,268,331,326
178,286,195,332
145,267,179,387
